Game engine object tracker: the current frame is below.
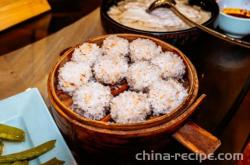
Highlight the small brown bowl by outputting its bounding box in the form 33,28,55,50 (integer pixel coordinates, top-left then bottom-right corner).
100,0,219,48
47,34,220,156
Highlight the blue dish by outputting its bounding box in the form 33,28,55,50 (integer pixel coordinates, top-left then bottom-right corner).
0,88,77,165
216,0,250,38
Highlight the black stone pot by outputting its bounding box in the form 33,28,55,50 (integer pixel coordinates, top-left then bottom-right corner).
100,0,219,49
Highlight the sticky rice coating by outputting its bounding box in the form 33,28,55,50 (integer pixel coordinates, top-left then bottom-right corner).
149,79,188,116
110,91,151,123
102,35,129,57
129,38,162,62
93,54,129,85
151,51,186,79
126,61,161,91
71,43,102,66
57,61,92,95
72,82,112,120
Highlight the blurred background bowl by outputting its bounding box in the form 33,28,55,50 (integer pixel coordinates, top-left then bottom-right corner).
216,0,250,38
100,0,219,49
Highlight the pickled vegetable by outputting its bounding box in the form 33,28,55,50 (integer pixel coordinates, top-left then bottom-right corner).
11,161,29,165
41,158,64,165
0,160,29,165
0,124,25,142
0,140,56,163
0,141,3,155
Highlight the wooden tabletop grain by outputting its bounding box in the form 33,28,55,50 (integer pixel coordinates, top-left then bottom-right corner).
0,8,104,102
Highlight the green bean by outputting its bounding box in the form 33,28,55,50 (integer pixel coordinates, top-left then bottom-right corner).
11,161,29,165
41,158,64,165
0,140,56,163
0,141,3,155
0,160,29,165
0,124,25,142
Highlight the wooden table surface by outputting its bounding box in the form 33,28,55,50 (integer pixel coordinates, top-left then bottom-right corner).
0,5,249,165
0,8,103,101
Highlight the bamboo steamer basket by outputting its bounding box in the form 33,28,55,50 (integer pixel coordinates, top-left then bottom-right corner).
48,34,221,156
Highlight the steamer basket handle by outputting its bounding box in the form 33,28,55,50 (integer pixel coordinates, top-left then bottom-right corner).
173,121,221,155
172,95,221,155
